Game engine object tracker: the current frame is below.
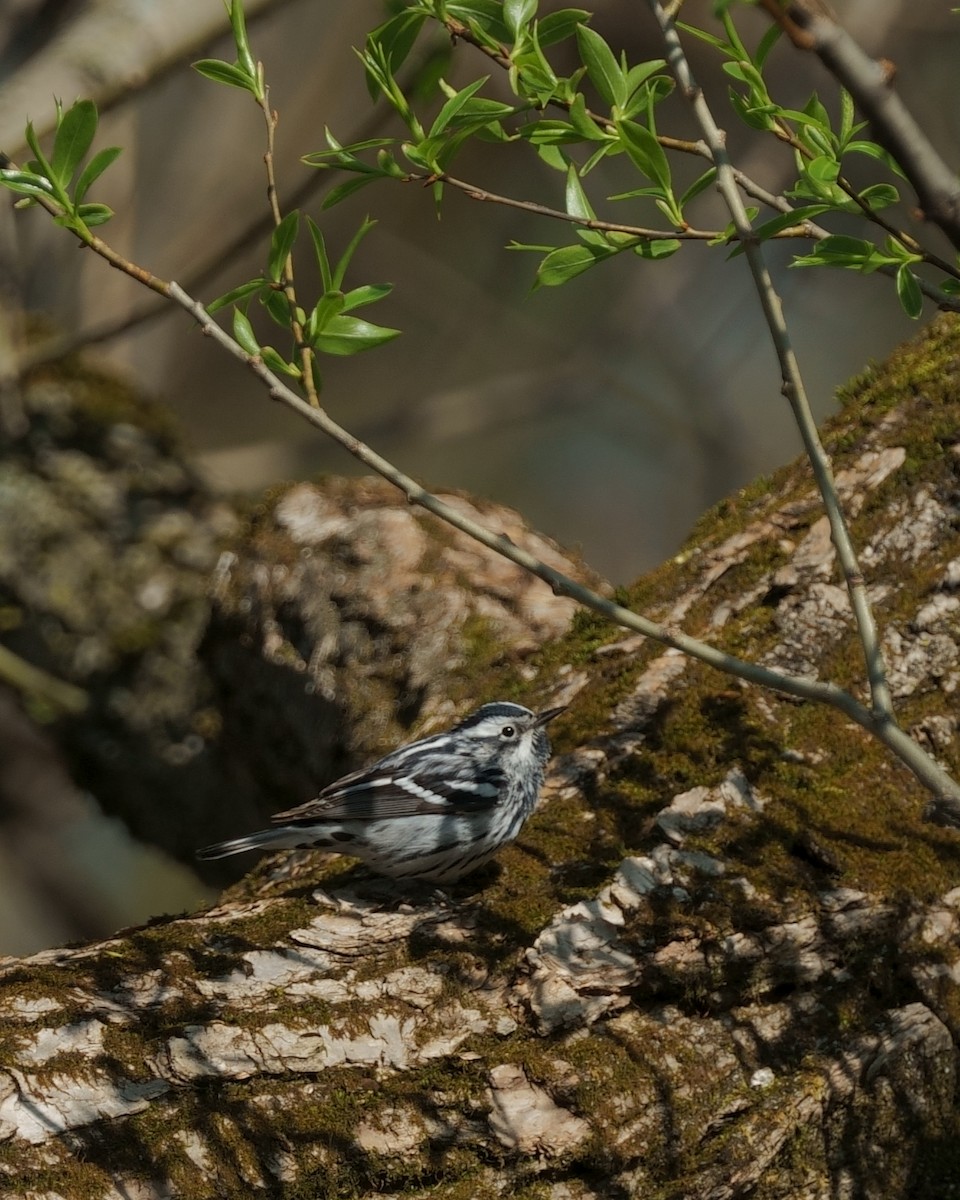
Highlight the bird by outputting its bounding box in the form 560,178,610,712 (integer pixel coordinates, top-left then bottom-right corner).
197,701,566,883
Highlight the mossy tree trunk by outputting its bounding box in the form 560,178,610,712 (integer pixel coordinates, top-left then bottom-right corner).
3,319,960,1197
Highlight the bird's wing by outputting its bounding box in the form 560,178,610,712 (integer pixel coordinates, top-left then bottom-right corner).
272,755,506,824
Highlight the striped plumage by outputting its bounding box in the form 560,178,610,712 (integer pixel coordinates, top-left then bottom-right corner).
197,702,564,882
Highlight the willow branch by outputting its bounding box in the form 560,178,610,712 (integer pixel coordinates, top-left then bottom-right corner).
646,0,895,726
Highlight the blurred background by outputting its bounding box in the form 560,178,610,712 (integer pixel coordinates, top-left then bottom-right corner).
1,0,958,954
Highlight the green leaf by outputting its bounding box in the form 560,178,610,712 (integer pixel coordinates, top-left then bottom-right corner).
534,241,619,287
838,87,855,145
307,290,345,339
676,22,729,54
268,211,300,283
51,100,97,187
333,217,377,289
615,119,671,193
430,77,490,136
720,10,749,59
580,140,616,175
728,87,776,132
341,283,394,311
537,9,590,46
678,167,717,210
321,175,381,210
0,170,55,200
445,96,516,129
896,264,923,318
504,0,537,39
518,119,582,146
446,0,511,42
24,120,47,173
608,185,664,201
755,23,783,69
260,346,301,377
312,132,397,159
791,235,891,272
366,8,428,80
575,24,627,109
567,93,607,141
73,146,121,204
537,143,569,171
624,59,668,100
306,216,332,292
403,141,437,171
75,202,113,226
845,140,908,179
261,286,292,327
207,278,265,314
564,162,595,220
751,204,830,242
858,183,899,211
803,92,831,131
226,0,258,82
232,307,260,355
192,59,257,92
314,314,400,356
632,238,681,260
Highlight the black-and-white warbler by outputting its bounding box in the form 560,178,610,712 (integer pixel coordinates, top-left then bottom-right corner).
197,701,565,883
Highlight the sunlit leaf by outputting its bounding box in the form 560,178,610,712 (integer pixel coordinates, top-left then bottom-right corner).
207,278,265,314
51,100,97,186
534,241,619,287
575,24,627,109
314,314,400,355
74,146,121,204
232,307,260,355
192,59,257,92
896,264,923,319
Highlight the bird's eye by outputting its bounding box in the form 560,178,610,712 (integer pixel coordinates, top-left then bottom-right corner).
501,724,517,739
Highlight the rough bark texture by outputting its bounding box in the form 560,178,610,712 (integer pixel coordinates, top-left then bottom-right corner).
4,317,960,1197
0,353,599,878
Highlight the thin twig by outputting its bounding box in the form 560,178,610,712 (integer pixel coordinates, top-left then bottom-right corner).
258,80,320,408
423,173,812,241
421,174,959,310
646,0,895,725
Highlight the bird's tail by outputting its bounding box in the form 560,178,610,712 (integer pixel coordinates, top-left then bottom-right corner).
196,826,309,861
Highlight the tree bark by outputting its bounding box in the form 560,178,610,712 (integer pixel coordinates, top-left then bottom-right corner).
4,316,960,1196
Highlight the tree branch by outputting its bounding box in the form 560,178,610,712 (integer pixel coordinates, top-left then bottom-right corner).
760,0,960,251
646,0,896,727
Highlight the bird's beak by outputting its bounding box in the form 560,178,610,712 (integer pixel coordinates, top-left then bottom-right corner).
535,705,567,727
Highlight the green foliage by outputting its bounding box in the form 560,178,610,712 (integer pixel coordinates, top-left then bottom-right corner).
0,100,120,231
291,0,958,316
193,0,262,98
208,213,400,376
4,0,958,414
